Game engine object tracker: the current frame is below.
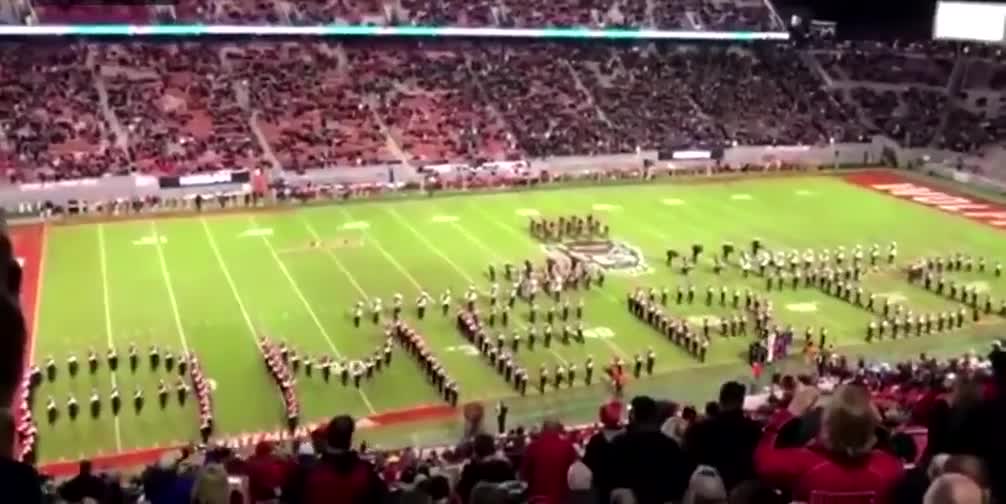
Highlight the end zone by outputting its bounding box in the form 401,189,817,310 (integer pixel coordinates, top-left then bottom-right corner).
843,170,1006,231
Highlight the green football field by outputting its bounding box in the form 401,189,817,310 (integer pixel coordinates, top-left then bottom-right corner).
27,172,1006,464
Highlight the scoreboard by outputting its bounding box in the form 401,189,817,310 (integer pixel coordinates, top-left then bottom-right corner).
934,1,1006,42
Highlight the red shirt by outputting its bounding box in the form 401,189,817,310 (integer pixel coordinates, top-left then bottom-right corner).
755,410,904,504
245,452,291,500
520,430,578,504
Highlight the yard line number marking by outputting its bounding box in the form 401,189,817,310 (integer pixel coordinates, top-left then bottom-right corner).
97,224,123,452
249,217,377,414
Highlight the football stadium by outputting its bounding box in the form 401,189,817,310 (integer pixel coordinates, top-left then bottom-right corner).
2,0,1006,503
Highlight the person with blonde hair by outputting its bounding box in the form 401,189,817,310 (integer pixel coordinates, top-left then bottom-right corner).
682,466,728,504
924,473,984,504
754,384,903,503
190,463,229,504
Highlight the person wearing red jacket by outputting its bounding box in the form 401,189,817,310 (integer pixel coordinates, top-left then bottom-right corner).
755,384,904,504
520,419,578,504
245,441,291,502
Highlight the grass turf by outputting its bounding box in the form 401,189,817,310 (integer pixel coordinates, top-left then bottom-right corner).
27,172,1006,463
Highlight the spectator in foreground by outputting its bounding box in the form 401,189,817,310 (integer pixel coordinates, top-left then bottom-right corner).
583,401,624,502
682,466,728,504
456,433,515,503
245,441,290,501
60,460,106,503
190,462,229,504
567,460,596,504
0,407,41,503
283,415,388,504
610,396,691,504
0,236,25,410
520,418,578,504
685,382,762,491
754,384,904,503
924,473,984,504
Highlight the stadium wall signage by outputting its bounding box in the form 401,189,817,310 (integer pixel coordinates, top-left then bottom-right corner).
845,170,1006,230
160,170,251,188
0,24,790,40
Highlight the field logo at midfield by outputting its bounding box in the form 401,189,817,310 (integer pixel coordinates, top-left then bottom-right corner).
132,235,167,246
730,194,753,201
239,228,273,238
786,302,818,313
431,215,459,223
340,221,370,230
545,240,649,276
795,189,816,196
661,198,686,206
515,208,540,217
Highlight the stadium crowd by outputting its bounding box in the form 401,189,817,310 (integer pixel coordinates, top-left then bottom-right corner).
0,39,919,182
23,0,785,31
3,36,1005,184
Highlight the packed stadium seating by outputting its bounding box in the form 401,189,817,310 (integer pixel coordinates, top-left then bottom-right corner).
3,10,1006,176
24,0,786,30
2,39,962,182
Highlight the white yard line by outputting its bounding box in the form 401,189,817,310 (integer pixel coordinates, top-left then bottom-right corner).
200,218,258,342
336,209,424,291
97,224,123,452
602,338,628,359
249,217,376,414
386,207,476,284
300,218,369,298
450,222,504,263
548,347,569,365
149,221,190,354
28,225,47,367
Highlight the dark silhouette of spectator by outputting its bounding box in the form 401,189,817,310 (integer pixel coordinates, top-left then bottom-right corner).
975,350,1006,502
583,401,624,503
456,433,515,503
282,414,387,504
926,376,986,458
0,408,42,504
244,441,291,502
59,460,107,503
611,395,691,504
754,384,904,504
520,418,578,504
0,234,25,410
685,381,762,491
